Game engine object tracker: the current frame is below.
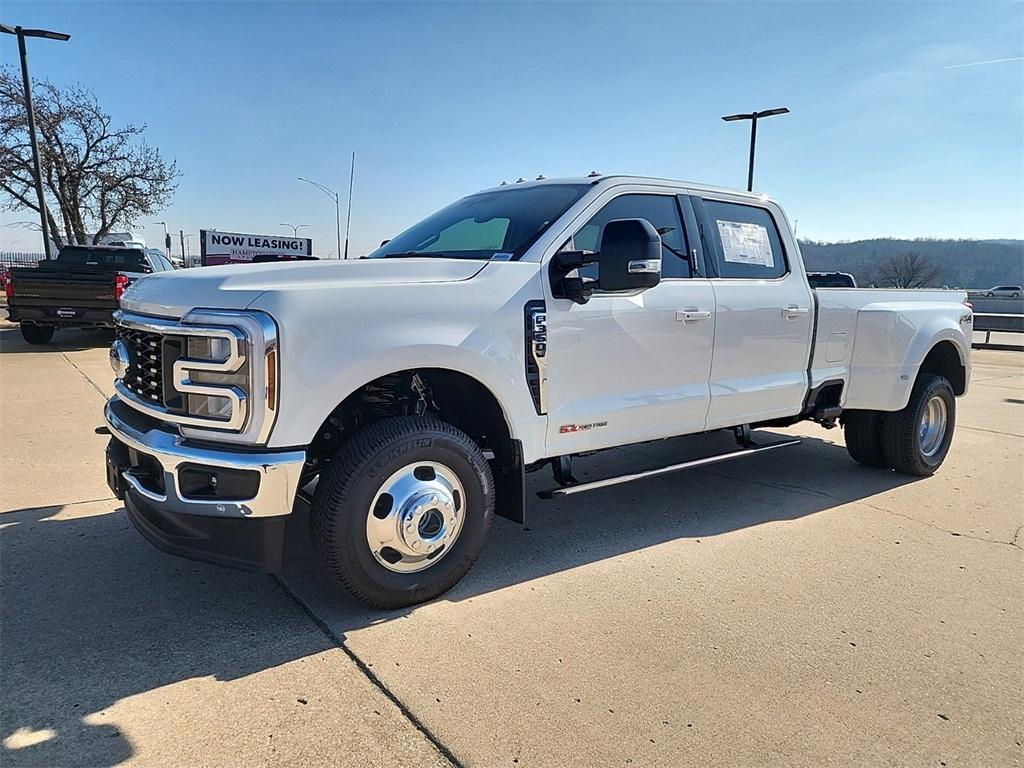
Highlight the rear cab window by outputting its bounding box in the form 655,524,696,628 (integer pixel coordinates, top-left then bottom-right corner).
56,247,149,272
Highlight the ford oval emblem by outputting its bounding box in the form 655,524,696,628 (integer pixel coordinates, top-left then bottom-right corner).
109,340,130,378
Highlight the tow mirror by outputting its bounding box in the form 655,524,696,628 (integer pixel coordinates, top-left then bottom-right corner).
596,218,661,292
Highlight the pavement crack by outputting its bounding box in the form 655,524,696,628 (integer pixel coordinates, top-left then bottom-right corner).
861,503,1023,551
703,467,838,500
958,424,1024,439
270,574,464,768
60,351,108,401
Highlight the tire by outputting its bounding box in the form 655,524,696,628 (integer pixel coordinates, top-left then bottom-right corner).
880,373,956,477
20,323,55,345
310,416,494,608
843,410,888,468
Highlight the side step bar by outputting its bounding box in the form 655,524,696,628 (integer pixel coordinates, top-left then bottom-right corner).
537,438,802,499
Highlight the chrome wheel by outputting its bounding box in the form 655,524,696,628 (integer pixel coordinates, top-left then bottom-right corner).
365,461,465,573
919,395,947,458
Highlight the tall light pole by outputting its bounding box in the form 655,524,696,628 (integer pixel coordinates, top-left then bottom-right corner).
344,152,355,260
721,107,789,192
1,24,71,259
152,220,170,253
297,177,341,259
280,223,309,238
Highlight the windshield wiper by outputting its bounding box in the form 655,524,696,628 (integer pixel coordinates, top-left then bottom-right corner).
377,251,448,259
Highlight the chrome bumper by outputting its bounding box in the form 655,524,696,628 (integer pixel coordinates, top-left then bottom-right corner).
104,397,306,519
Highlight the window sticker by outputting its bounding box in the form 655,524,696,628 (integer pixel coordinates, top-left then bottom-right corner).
716,220,774,268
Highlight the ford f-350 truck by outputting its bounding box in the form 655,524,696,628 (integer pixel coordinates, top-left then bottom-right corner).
101,176,972,607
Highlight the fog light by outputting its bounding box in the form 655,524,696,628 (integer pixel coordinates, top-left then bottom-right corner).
178,465,260,500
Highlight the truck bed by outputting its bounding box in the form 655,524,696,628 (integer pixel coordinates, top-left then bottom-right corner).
810,288,971,412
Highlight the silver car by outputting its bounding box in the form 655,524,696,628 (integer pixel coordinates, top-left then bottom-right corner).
984,285,1022,297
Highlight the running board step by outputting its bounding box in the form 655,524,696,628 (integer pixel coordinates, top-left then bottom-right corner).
537,438,802,499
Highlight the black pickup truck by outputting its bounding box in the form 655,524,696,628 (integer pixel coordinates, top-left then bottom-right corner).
5,245,175,345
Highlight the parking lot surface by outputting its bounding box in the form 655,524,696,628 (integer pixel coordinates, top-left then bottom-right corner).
1,322,1021,767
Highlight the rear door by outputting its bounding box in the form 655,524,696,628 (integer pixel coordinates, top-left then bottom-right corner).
691,195,814,429
542,188,716,454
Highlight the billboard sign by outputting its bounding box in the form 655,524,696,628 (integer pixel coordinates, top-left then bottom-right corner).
200,229,313,266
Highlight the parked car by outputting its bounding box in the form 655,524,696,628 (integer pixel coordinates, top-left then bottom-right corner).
5,244,175,344
983,285,1022,298
102,175,973,608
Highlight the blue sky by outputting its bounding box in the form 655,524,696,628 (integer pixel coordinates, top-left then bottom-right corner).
2,1,1022,255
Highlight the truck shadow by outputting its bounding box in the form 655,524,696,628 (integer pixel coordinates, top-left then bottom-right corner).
279,430,921,629
0,324,113,354
0,430,915,766
0,503,334,767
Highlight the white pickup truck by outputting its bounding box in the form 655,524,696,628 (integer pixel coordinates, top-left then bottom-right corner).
103,175,973,607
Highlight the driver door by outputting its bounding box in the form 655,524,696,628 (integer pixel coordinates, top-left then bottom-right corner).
542,191,716,455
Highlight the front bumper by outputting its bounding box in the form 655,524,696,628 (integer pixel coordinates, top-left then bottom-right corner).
104,397,306,571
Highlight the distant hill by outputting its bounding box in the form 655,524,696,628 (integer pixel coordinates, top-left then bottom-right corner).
798,238,1024,289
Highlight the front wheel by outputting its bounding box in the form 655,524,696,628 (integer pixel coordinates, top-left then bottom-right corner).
880,373,956,476
310,416,494,608
20,323,55,345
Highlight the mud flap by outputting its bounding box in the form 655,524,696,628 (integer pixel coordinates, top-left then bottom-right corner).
492,439,526,524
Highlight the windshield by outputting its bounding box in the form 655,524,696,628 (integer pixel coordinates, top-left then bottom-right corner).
367,184,590,261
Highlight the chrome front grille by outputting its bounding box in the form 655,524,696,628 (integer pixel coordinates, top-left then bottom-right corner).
117,325,166,404
112,309,278,445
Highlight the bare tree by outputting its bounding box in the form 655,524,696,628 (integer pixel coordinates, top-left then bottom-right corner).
0,67,179,247
872,251,943,288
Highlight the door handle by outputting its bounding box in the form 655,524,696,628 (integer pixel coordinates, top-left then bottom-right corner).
781,305,810,319
676,309,712,322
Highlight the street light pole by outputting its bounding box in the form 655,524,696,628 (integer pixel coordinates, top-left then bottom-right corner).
344,151,355,260
279,223,309,238
1,24,71,259
153,220,170,253
721,107,789,192
297,177,341,259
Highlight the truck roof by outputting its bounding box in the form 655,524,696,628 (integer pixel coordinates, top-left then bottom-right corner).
474,174,775,203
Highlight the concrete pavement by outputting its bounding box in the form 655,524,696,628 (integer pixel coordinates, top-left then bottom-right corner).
0,325,449,768
1,322,1021,767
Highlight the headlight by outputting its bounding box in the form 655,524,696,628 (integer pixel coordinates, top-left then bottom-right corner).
175,309,280,445
183,336,249,421
112,309,279,446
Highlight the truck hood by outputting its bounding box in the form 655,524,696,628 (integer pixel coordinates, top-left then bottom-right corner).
119,258,489,318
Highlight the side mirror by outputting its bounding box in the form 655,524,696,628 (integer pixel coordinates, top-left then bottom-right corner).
597,218,661,292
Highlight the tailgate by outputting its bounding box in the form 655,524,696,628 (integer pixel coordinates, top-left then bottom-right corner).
10,268,119,311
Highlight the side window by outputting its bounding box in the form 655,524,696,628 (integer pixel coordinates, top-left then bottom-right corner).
702,199,787,279
566,194,692,279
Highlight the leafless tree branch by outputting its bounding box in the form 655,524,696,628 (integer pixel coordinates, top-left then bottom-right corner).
871,251,943,289
0,67,179,246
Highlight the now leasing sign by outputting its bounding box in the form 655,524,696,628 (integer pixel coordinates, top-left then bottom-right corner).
200,229,313,266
